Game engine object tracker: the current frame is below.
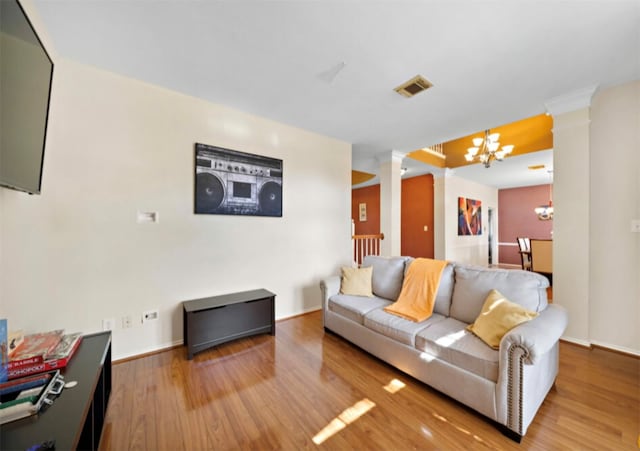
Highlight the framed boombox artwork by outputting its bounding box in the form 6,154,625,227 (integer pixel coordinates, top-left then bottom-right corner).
194,143,283,217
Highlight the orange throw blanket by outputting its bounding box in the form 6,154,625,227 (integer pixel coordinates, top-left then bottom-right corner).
384,258,448,322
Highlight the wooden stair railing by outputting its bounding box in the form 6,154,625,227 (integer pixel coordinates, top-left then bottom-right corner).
352,233,384,266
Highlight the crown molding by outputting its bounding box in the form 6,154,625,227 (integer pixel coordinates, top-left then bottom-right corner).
544,85,598,116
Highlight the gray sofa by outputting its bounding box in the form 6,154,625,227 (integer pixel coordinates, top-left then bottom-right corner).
320,255,568,441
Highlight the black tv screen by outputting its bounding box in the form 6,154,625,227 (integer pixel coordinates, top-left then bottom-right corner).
0,0,53,194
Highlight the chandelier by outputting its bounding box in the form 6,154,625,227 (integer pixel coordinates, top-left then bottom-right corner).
534,171,554,220
534,203,553,220
464,129,514,168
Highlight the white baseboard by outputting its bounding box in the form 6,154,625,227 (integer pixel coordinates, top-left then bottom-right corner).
116,321,640,363
590,340,640,357
560,335,592,348
115,339,184,363
561,335,640,357
114,308,323,363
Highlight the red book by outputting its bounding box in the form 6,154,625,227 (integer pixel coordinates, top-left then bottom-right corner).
8,356,43,371
8,334,82,379
9,330,63,370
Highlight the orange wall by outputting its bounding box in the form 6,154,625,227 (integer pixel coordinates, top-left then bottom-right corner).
351,184,380,235
351,174,434,258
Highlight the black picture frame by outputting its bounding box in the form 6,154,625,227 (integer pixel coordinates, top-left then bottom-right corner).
194,143,283,217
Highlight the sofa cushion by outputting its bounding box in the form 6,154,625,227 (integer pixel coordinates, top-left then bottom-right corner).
415,317,499,382
404,258,455,317
328,294,391,324
364,309,446,346
362,255,408,300
450,264,549,324
467,289,539,349
435,263,454,316
340,266,373,297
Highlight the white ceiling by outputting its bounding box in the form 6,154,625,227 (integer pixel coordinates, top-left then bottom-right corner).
31,0,640,187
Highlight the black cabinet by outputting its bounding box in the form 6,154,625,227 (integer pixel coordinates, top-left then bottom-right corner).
0,332,112,451
183,289,276,359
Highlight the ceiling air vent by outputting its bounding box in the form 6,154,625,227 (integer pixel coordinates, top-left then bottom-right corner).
394,75,433,98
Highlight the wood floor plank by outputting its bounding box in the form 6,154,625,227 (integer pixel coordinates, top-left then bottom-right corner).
100,311,640,450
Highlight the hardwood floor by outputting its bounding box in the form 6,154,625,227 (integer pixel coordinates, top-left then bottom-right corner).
100,311,639,450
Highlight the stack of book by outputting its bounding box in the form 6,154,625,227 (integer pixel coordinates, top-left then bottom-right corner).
8,331,82,379
0,370,63,424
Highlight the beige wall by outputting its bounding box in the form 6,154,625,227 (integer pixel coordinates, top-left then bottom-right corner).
553,80,639,355
434,172,498,266
589,80,640,354
0,60,352,360
552,108,591,345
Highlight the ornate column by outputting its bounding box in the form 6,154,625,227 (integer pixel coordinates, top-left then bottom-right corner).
545,86,596,346
378,150,404,256
432,168,453,260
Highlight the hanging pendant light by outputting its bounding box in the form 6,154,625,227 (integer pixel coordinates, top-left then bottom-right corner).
534,202,553,220
464,129,514,168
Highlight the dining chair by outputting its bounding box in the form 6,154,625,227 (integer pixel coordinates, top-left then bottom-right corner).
530,239,553,284
517,237,532,271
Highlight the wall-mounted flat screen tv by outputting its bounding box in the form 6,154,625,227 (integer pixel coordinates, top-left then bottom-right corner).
0,0,54,194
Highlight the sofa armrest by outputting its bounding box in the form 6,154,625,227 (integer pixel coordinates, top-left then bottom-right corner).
500,304,568,365
319,276,341,310
497,304,568,437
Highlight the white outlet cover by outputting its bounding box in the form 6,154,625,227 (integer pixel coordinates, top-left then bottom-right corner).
137,211,159,223
142,310,159,323
122,316,133,328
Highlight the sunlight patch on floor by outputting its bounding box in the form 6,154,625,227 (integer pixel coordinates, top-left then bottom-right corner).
312,398,376,445
420,425,433,438
432,412,487,444
383,378,406,394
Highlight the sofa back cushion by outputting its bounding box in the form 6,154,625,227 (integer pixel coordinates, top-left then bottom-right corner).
404,258,455,316
362,255,408,300
435,263,455,316
450,265,549,324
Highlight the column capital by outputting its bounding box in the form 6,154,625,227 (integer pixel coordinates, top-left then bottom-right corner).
376,150,406,164
544,85,598,116
432,168,455,179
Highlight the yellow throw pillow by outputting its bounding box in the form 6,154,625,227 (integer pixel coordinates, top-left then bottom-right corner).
467,289,539,349
340,266,373,297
